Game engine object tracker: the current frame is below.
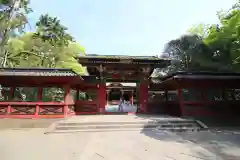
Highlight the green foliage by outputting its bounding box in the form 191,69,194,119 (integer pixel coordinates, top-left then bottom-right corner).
155,1,240,76
0,1,87,75
0,0,32,67
0,1,88,101
35,14,74,46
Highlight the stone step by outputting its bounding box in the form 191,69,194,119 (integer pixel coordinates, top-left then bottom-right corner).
55,124,158,130
56,122,199,129
56,121,154,126
46,119,207,133
159,123,199,128
156,127,202,132
48,126,201,134
46,128,151,134
56,120,198,126
53,123,202,132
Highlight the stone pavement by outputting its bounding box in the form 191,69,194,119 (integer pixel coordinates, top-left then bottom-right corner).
0,115,238,160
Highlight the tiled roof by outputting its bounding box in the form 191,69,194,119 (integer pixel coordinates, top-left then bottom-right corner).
0,68,78,77
150,71,240,84
84,54,165,60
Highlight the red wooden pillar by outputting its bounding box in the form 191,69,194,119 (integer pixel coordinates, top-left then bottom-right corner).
178,88,184,116
106,91,109,105
64,85,70,116
139,82,148,113
35,87,42,118
7,87,15,114
98,84,106,113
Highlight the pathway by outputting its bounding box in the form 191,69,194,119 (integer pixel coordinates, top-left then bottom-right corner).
0,115,239,160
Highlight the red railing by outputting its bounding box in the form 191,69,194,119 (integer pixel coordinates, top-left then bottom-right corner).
0,101,72,118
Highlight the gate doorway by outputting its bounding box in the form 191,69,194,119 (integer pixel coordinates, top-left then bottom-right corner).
105,83,137,113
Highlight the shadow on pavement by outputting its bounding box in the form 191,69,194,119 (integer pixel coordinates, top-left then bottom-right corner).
137,114,240,160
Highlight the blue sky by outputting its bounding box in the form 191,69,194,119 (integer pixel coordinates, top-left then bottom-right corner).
28,0,236,56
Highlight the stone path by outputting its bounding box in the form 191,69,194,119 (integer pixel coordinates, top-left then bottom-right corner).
0,115,239,160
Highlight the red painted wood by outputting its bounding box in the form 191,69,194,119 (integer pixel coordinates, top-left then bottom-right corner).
0,76,83,88
75,112,98,115
35,105,39,117
35,87,43,117
0,102,66,105
64,85,70,116
3,101,75,106
178,88,184,116
76,85,98,91
182,100,240,105
98,84,106,113
75,100,98,105
7,105,11,114
0,114,65,119
201,88,206,100
139,83,148,113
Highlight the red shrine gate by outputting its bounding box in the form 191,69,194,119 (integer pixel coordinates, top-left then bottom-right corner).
0,56,240,119
77,55,170,114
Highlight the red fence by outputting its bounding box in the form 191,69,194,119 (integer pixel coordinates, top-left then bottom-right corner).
0,102,67,118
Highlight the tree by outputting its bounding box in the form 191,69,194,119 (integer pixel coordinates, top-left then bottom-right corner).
188,23,211,38
6,32,87,74
0,0,32,67
154,1,240,77
3,12,87,75
0,2,88,100
204,3,240,71
153,34,218,76
35,14,73,46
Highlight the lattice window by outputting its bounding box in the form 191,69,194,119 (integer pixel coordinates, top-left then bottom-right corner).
148,91,166,102
225,89,240,100
183,89,202,101
225,89,235,100
167,90,178,101
14,87,38,102
78,89,87,100
42,88,64,102
234,89,240,100
86,89,98,100
0,87,12,101
205,89,223,101
78,89,98,101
